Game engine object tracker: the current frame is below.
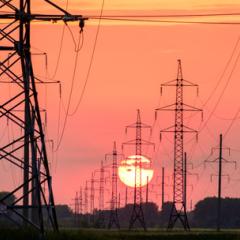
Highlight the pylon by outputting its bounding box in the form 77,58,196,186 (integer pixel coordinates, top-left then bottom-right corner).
0,0,85,233
106,142,122,229
98,160,105,227
74,191,79,226
123,109,154,231
155,60,202,230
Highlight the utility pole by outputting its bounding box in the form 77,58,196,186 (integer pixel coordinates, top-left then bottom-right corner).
162,167,165,210
0,0,85,233
123,109,154,231
118,193,121,209
125,187,128,206
106,142,122,229
205,134,235,231
146,176,149,203
155,59,202,230
217,138,222,233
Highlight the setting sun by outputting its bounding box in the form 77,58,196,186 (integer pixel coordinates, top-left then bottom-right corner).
118,155,154,188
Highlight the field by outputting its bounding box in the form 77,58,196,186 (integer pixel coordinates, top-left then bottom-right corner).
1,229,240,240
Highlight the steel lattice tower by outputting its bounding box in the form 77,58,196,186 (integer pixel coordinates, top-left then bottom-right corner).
106,142,122,229
98,160,105,227
90,173,95,215
84,181,89,214
0,0,85,233
74,191,79,226
79,187,83,215
155,60,202,230
123,109,154,231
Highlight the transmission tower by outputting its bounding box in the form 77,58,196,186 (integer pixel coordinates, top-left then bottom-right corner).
123,109,154,231
0,0,85,233
90,173,95,217
84,180,90,226
98,160,105,227
155,59,202,230
105,142,122,229
79,187,83,215
74,191,79,226
205,134,235,231
84,181,89,215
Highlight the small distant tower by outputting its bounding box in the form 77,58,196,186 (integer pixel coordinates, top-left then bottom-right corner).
74,191,79,226
90,173,95,214
98,160,105,227
84,181,89,224
106,142,122,229
123,109,154,231
79,187,83,217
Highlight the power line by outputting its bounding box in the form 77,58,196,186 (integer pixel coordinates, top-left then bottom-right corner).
223,107,240,138
87,17,240,25
88,12,240,18
54,0,105,149
67,0,105,116
199,41,240,133
54,30,83,151
202,36,240,107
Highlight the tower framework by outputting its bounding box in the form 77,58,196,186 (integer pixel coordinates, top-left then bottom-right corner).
155,60,202,230
106,142,122,229
0,0,85,233
123,109,154,231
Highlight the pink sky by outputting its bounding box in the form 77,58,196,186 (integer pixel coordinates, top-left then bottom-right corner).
1,0,240,211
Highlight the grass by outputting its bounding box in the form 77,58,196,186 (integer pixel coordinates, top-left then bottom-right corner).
2,228,240,240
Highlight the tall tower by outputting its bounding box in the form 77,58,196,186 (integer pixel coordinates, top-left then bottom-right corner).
155,60,202,230
123,109,154,230
106,142,122,229
0,0,85,233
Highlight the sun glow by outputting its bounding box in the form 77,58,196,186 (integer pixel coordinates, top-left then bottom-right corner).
118,155,154,188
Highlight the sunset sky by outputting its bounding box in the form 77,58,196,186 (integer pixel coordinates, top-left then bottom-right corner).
1,0,240,211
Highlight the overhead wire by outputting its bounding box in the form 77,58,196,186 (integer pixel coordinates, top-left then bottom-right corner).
88,17,240,25
198,37,240,134
67,0,105,116
54,0,105,150
88,12,240,18
54,31,83,151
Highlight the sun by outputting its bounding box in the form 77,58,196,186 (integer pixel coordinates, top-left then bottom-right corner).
118,155,154,188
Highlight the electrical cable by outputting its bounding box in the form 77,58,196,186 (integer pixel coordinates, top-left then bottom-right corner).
67,0,105,116
202,36,240,107
88,12,240,19
48,0,69,80
54,31,82,151
198,40,240,133
223,107,240,139
88,17,240,25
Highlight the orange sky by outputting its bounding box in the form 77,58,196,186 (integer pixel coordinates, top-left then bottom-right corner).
1,0,240,211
